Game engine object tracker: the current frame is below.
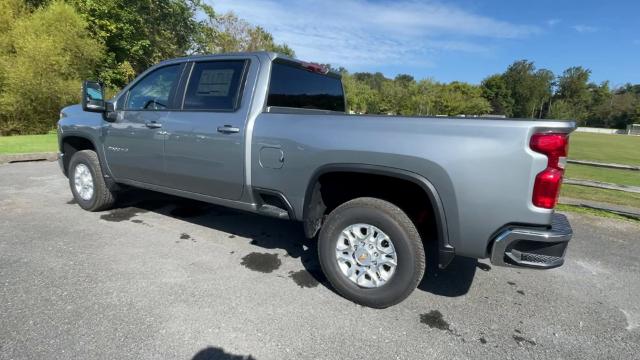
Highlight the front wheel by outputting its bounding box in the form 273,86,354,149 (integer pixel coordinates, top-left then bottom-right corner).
68,150,116,212
318,197,425,308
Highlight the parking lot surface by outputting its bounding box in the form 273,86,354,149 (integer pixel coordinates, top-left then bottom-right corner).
1,161,639,359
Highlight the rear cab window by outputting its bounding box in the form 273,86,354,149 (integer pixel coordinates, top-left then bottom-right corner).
267,60,345,112
182,60,248,111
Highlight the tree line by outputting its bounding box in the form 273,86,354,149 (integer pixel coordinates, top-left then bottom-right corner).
342,62,640,129
0,0,293,134
0,0,638,135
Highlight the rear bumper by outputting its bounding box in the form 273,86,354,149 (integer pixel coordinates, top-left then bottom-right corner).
490,213,572,269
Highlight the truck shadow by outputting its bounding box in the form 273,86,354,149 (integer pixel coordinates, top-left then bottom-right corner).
106,189,475,298
418,244,477,297
192,346,256,360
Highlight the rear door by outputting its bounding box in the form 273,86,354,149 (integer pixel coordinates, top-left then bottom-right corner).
162,59,253,200
104,63,183,184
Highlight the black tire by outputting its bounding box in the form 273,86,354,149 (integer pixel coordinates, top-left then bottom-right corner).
318,197,425,308
68,150,116,212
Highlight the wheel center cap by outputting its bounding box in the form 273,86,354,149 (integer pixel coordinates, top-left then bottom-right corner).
354,248,372,266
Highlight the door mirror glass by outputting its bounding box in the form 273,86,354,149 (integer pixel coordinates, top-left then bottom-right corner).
82,80,105,112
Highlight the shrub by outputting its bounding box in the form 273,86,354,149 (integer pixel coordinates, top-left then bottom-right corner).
0,1,103,135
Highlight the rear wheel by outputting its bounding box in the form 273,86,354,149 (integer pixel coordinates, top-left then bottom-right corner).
68,150,116,212
318,197,425,308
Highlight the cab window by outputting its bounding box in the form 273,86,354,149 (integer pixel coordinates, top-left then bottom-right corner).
125,64,181,110
267,61,345,112
182,60,247,111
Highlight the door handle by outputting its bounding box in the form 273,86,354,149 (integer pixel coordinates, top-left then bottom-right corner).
217,125,240,134
145,121,162,129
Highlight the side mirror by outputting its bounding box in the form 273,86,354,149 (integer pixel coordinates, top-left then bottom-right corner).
82,80,106,113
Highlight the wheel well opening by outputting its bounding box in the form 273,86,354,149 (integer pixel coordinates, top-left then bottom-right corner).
61,136,95,175
313,171,438,242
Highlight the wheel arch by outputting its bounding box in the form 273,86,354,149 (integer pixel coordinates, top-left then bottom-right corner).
302,164,454,268
60,135,98,175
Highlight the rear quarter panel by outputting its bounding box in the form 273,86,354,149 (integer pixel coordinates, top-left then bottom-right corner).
251,113,574,258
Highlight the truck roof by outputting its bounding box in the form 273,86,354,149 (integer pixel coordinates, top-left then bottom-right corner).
162,51,279,63
155,51,341,77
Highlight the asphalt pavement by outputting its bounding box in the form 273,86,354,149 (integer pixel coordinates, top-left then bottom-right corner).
1,161,639,360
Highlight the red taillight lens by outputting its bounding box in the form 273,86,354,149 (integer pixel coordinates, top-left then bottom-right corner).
532,168,564,209
530,133,569,209
530,133,569,168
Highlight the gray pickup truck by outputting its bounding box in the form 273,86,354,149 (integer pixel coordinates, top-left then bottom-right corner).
58,51,575,308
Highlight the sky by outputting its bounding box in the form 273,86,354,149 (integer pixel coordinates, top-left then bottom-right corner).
209,0,639,86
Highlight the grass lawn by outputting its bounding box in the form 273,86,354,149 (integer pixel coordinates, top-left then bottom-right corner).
561,184,640,209
562,132,640,209
569,132,640,166
564,163,640,187
0,133,57,154
556,204,639,223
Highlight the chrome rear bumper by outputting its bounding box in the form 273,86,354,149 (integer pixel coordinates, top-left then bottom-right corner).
490,213,572,269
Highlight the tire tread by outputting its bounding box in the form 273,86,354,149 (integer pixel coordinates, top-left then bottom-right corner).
318,197,425,308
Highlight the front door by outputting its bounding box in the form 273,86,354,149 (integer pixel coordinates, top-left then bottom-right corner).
104,63,183,184
163,60,250,200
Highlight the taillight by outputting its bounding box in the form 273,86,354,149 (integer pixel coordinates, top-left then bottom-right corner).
530,133,569,209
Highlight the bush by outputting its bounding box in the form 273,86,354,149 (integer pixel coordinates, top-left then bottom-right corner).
0,1,102,135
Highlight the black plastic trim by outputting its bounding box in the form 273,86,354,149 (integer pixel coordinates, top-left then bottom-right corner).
253,187,296,219
303,163,453,268
59,134,98,173
58,134,116,190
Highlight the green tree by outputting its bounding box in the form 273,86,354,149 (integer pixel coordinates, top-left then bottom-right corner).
378,79,402,114
554,66,591,122
621,83,640,96
0,1,103,134
342,72,379,114
379,76,418,115
548,99,574,120
481,74,513,116
353,72,387,92
557,67,591,103
0,0,297,135
394,74,415,85
69,0,201,87
195,9,294,57
502,60,553,118
432,82,491,116
343,71,490,116
609,91,640,129
584,81,612,127
412,79,437,115
0,0,26,95
0,0,25,36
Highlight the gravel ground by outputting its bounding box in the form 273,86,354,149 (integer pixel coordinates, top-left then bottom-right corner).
1,161,639,360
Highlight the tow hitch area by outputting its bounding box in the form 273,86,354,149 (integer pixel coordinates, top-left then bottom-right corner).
490,213,572,269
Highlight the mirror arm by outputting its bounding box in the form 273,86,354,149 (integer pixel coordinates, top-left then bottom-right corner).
103,101,117,122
